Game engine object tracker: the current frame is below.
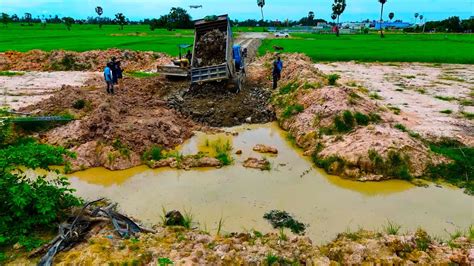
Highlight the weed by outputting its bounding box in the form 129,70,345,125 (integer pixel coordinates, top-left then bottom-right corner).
394,123,407,132
347,81,358,87
469,225,474,241
72,99,86,109
368,149,412,181
348,92,361,105
395,88,404,92
439,75,465,82
434,95,457,101
440,109,453,114
286,133,297,146
461,111,474,120
142,145,164,161
159,206,168,225
369,92,383,100
459,99,473,106
282,104,304,119
278,228,288,241
112,139,130,159
384,220,401,235
127,71,160,78
216,216,224,236
354,112,369,125
279,82,299,94
403,75,416,79
388,106,401,115
263,210,306,235
415,88,426,94
212,139,233,166
183,209,194,229
158,257,173,266
327,73,340,85
265,253,279,265
252,229,263,238
0,71,25,76
428,139,473,194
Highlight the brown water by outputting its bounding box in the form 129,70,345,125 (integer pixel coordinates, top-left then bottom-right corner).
68,123,473,243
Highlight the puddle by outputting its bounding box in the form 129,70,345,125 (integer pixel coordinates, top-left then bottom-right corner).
68,123,473,243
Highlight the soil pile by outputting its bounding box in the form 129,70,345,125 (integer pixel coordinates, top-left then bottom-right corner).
16,225,472,265
255,53,444,181
168,82,275,127
0,49,170,72
193,29,226,67
20,77,196,171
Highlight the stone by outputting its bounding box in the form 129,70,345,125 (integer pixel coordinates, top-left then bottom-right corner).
165,210,184,226
253,144,278,154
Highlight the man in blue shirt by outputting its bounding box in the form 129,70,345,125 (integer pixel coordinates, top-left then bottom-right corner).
272,56,283,89
104,62,114,94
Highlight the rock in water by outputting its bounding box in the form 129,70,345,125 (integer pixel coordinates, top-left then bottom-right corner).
194,29,226,67
165,210,185,226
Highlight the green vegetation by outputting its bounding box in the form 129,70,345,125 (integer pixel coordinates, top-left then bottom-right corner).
182,210,194,229
459,99,473,106
279,82,299,95
212,140,233,166
440,109,453,114
320,110,381,135
126,71,160,78
369,92,383,100
0,71,24,76
388,106,401,115
427,139,473,195
434,95,457,101
0,137,81,251
111,139,131,159
327,73,341,85
461,111,474,120
394,123,407,131
142,145,164,161
0,23,193,54
260,34,474,64
384,220,401,235
282,104,304,119
263,210,306,235
368,149,412,181
72,99,86,109
158,257,173,266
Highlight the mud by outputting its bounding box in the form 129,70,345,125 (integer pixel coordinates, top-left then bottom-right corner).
167,82,275,127
254,53,448,181
0,49,170,72
193,29,226,67
316,61,474,146
19,76,196,171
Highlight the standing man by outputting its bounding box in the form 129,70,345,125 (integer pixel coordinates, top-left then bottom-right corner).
272,56,283,89
104,62,114,94
110,57,119,86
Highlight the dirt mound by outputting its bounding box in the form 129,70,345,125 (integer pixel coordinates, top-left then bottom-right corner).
16,225,471,265
253,53,444,181
0,49,171,72
20,77,196,171
167,82,275,127
194,29,226,67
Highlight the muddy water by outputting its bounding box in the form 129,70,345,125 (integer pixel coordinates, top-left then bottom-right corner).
68,123,473,243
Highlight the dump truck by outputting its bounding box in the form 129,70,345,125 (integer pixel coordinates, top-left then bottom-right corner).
190,14,245,92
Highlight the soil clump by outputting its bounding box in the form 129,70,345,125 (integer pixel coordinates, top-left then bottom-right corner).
193,29,226,67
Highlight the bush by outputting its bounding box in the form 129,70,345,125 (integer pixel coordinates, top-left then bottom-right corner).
0,140,81,249
354,112,369,126
212,140,233,166
72,99,86,109
327,74,340,85
282,104,304,119
279,82,299,95
368,149,412,181
142,145,164,161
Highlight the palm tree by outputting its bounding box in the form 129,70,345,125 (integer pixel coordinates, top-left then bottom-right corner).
95,6,103,28
389,12,394,22
308,11,315,26
257,0,265,21
414,12,419,25
332,0,347,37
378,0,387,38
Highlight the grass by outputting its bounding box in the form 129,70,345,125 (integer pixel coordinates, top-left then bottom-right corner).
211,139,233,166
259,33,474,64
281,104,304,119
327,73,340,85
461,111,474,120
0,23,194,55
434,95,457,101
440,109,453,114
0,71,24,76
369,92,383,100
126,71,160,78
384,220,401,235
428,139,473,195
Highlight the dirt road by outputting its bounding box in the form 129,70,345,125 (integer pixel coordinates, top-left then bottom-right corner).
315,62,474,145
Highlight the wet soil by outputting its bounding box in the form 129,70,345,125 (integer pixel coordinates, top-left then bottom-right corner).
167,82,275,127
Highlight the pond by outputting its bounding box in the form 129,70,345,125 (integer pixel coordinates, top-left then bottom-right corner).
67,123,473,243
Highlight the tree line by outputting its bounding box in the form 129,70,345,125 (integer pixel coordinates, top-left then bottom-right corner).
1,3,473,33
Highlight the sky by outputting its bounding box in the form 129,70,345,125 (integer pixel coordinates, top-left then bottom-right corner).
1,0,473,22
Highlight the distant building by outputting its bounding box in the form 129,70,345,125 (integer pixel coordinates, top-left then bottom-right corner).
373,21,412,30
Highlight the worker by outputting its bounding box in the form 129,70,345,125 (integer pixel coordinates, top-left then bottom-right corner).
110,57,120,85
233,45,242,72
185,50,192,63
242,48,248,58
272,56,283,89
104,62,114,94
